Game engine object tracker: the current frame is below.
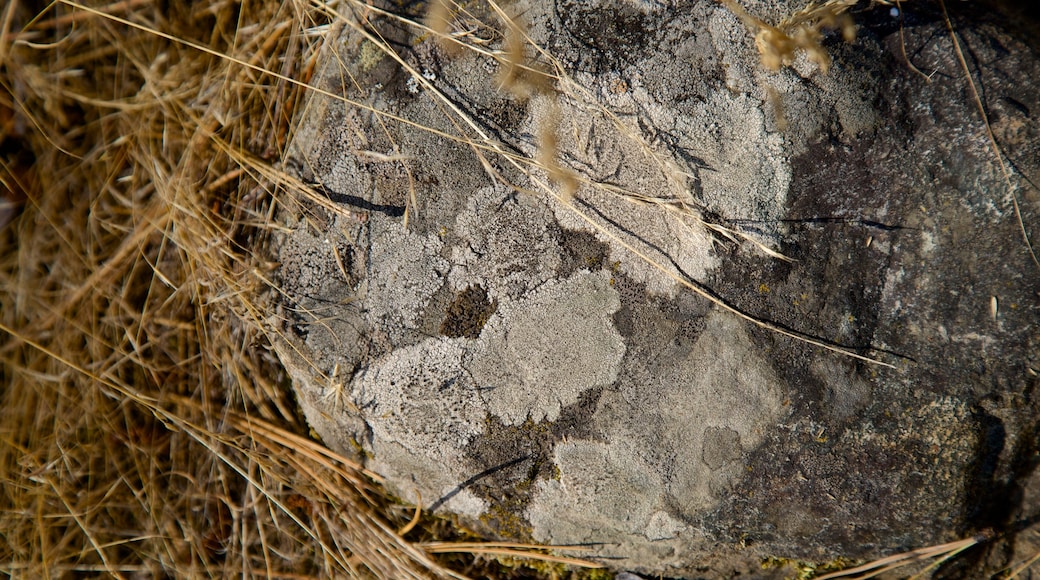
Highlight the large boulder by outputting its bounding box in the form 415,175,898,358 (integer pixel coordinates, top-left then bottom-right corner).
271,0,1040,576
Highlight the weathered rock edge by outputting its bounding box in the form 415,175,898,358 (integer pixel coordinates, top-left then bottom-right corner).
271,1,1040,577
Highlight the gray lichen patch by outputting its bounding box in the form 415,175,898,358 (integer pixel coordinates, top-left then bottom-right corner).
449,185,562,302
539,94,722,298
702,426,743,470
276,212,362,303
368,439,489,520
468,270,626,426
274,211,370,369
351,337,487,510
364,217,448,339
525,438,711,572
534,308,786,544
528,440,673,544
673,90,791,225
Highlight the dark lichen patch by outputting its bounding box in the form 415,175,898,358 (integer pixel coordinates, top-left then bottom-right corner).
720,395,981,559
556,227,611,279
457,419,551,541
610,270,710,349
556,0,658,69
440,285,498,339
459,387,606,539
477,503,536,543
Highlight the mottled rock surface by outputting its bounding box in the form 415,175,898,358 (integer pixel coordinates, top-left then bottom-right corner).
271,0,1040,576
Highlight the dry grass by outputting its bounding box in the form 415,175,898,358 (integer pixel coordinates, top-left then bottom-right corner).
716,0,857,72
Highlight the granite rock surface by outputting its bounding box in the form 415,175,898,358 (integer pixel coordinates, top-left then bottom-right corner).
271,1,1040,576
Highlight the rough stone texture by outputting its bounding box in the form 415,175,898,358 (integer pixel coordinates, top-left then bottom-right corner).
272,0,1040,577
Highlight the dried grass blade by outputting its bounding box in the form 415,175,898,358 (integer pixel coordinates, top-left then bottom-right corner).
937,0,1039,269
814,533,987,579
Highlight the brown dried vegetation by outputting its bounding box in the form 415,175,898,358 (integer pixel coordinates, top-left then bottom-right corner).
717,0,857,72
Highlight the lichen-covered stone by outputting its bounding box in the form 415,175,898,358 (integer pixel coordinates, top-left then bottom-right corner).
272,0,1040,576
469,270,626,426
